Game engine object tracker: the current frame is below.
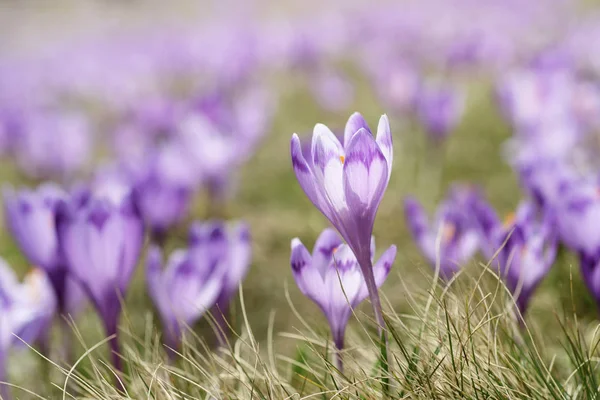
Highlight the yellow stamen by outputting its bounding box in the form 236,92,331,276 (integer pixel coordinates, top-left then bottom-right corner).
24,267,43,303
339,155,345,164
442,222,456,243
332,246,339,254
503,212,516,228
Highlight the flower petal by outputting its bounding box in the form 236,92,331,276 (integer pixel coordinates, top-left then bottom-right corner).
376,114,393,182
290,238,326,307
291,134,331,217
343,128,388,211
311,228,343,277
344,112,370,147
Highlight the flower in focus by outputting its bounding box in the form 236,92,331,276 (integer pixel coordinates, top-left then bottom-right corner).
290,229,395,363
415,83,465,142
403,186,481,278
146,246,225,353
290,112,393,330
0,262,56,400
57,191,144,372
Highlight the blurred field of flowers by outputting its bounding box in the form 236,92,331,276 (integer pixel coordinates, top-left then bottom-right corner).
2,0,600,398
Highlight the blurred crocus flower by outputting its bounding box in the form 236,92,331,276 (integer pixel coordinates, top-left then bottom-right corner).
290,112,393,332
484,202,557,315
403,186,481,278
14,110,92,180
178,88,273,205
188,220,252,344
290,229,396,370
308,69,354,113
131,142,197,243
58,192,144,372
0,262,56,400
3,183,85,317
415,83,465,142
146,246,224,354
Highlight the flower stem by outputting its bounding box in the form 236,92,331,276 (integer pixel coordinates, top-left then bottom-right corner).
212,300,231,348
104,317,125,392
334,335,344,374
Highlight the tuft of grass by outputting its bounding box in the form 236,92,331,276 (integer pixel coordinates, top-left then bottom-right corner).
30,266,600,399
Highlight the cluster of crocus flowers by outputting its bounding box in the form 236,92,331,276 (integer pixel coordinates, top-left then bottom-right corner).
0,260,56,400
147,220,251,353
290,229,395,370
403,186,482,279
290,111,394,337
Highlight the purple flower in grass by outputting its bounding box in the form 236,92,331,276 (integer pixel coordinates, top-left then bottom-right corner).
146,246,224,355
58,192,144,375
3,183,86,318
552,180,600,308
487,202,557,316
188,221,252,346
290,229,396,371
131,143,196,244
14,110,92,180
403,187,481,279
290,112,393,334
415,83,465,142
0,262,56,400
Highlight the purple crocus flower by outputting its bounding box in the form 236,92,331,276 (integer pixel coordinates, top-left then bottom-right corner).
57,192,144,373
13,110,92,180
290,229,396,371
486,202,557,315
3,183,86,318
146,246,224,354
290,112,393,332
131,142,197,243
188,220,252,344
403,187,481,278
415,83,465,142
0,263,56,400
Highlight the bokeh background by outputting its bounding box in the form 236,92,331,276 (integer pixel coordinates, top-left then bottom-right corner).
1,0,599,396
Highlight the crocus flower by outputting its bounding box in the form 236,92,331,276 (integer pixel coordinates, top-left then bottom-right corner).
13,110,92,180
484,202,557,315
403,187,481,278
290,229,396,371
553,179,600,307
188,220,252,344
131,142,196,243
57,192,144,373
0,262,56,400
415,83,465,142
3,183,86,317
290,112,393,331
146,246,225,354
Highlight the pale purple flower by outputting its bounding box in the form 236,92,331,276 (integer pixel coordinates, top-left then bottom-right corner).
290,112,393,330
57,192,144,372
131,142,197,243
415,83,465,142
290,229,395,369
553,179,600,307
0,263,56,400
484,202,557,315
188,221,252,344
403,187,481,278
146,246,224,353
309,69,354,113
3,183,86,316
14,110,92,179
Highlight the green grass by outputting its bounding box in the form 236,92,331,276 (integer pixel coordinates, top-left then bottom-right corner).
4,78,600,399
